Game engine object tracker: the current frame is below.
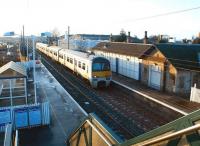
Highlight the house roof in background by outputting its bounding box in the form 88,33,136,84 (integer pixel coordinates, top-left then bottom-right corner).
92,42,153,57
155,44,200,71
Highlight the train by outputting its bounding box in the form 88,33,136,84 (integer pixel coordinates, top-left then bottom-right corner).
36,43,112,88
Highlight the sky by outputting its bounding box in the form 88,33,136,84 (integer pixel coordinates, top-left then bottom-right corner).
0,0,200,39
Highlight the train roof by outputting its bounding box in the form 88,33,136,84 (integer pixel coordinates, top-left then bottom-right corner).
37,43,48,47
37,43,109,61
60,48,95,60
40,43,95,60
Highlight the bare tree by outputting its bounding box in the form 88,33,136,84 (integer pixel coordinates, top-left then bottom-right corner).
76,39,87,52
52,27,60,37
49,27,60,46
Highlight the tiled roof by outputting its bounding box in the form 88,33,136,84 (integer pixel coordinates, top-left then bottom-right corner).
155,44,200,71
92,42,154,57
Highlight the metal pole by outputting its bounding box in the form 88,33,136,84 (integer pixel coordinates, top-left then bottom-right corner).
68,26,70,49
86,120,112,146
9,80,13,106
32,37,37,103
24,78,27,104
26,37,29,61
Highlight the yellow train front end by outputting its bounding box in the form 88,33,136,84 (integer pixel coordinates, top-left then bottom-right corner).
91,57,112,88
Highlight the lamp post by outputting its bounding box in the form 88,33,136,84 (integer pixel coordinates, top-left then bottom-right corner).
32,36,37,103
26,37,29,61
68,26,70,49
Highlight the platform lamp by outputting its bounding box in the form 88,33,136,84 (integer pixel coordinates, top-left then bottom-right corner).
26,36,29,61
32,36,37,104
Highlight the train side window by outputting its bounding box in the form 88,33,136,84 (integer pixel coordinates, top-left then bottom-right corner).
59,54,63,59
82,63,85,70
78,61,81,68
67,57,69,62
70,58,73,64
75,60,77,66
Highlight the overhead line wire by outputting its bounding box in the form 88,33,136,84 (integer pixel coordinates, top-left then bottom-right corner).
122,6,200,22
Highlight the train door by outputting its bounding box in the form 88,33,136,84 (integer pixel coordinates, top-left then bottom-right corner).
64,55,66,66
74,59,77,73
116,58,119,74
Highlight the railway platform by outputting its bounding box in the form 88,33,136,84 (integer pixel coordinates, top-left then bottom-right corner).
0,133,4,146
19,64,87,146
112,73,200,115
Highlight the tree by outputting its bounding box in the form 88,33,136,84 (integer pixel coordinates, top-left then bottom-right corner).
48,27,60,46
113,29,127,42
52,27,60,37
76,39,87,52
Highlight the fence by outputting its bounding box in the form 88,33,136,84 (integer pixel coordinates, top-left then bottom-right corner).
0,101,50,132
190,84,200,103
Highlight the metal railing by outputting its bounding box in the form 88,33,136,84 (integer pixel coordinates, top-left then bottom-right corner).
3,124,12,146
139,124,200,146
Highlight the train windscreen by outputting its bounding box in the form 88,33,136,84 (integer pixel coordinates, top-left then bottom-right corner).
92,58,110,71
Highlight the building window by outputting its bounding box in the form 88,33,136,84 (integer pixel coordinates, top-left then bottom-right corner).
67,57,69,62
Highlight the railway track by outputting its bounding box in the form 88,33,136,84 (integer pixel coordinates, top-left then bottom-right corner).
38,52,182,140
40,53,137,140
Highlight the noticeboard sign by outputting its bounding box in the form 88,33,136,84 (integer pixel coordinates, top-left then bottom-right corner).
14,107,28,128
0,109,11,126
29,106,41,126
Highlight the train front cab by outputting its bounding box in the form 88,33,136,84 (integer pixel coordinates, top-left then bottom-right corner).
91,57,112,88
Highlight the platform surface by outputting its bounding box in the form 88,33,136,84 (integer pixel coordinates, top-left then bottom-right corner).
19,64,87,146
0,133,4,146
112,73,200,114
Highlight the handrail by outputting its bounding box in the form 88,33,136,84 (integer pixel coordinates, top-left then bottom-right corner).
139,124,200,146
66,117,88,142
14,130,19,146
86,120,112,146
4,124,12,146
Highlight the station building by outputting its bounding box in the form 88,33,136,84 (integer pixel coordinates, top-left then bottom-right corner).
92,42,200,96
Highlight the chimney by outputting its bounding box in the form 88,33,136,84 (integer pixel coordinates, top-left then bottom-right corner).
109,33,113,42
143,31,148,44
127,31,131,43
